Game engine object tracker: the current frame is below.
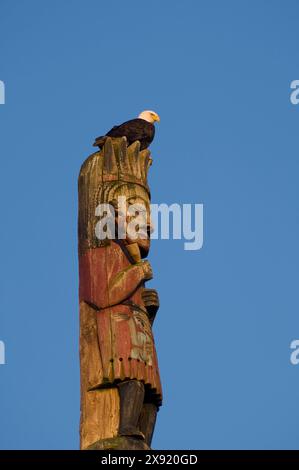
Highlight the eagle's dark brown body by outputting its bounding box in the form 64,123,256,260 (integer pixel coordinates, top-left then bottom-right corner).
93,118,155,151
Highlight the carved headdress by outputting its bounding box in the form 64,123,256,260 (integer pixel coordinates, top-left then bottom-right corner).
80,137,152,192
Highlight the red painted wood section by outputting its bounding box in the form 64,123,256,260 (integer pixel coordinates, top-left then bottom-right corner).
79,242,162,405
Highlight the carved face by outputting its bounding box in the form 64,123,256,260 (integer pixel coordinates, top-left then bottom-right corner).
113,183,152,258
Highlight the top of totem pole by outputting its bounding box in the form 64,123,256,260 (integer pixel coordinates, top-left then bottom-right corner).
79,137,152,194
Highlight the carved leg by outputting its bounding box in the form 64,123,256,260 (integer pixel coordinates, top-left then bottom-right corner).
138,403,158,447
117,380,145,439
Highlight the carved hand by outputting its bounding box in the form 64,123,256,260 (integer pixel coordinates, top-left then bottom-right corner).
142,288,159,308
140,260,153,281
142,288,160,324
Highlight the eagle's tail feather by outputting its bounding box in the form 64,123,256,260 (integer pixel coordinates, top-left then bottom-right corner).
93,136,107,148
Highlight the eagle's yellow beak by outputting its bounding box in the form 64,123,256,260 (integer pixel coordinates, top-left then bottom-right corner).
154,114,160,122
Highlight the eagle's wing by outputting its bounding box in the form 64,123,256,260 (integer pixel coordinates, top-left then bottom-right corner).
93,118,154,149
106,119,152,140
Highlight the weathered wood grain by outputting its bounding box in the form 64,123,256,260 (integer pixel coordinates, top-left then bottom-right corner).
79,301,120,449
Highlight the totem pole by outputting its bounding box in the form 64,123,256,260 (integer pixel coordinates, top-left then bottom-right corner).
78,137,162,450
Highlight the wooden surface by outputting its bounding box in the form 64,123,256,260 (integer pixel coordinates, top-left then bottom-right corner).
78,138,162,450
80,301,119,449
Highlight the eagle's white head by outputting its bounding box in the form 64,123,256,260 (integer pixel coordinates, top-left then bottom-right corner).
138,110,160,124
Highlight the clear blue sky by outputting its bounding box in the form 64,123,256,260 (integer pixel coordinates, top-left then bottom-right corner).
1,0,299,450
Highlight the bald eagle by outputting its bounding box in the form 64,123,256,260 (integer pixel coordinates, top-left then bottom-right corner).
93,110,160,151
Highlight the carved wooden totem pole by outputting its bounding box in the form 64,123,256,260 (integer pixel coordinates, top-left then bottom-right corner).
78,137,162,450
